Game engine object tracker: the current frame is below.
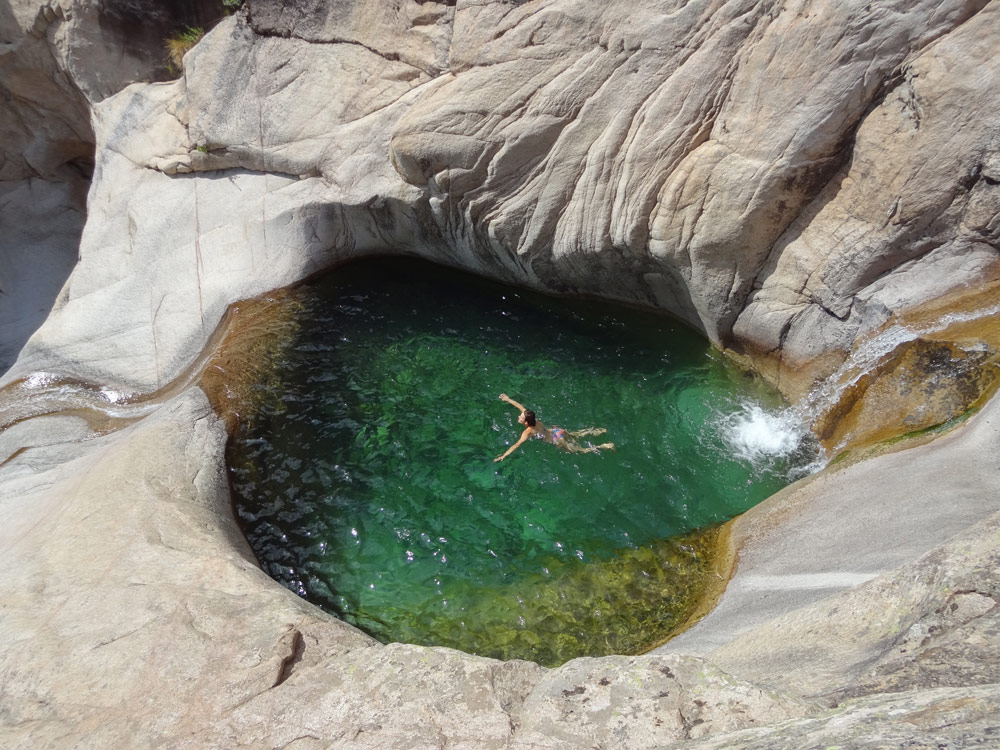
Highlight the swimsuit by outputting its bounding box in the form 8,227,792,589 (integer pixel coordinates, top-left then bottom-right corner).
532,425,565,444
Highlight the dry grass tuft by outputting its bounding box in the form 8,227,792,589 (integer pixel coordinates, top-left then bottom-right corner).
165,27,205,73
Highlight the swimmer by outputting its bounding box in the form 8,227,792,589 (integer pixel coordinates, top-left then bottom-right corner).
494,393,614,462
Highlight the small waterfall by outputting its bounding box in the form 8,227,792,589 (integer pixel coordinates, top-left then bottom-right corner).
0,372,158,435
715,299,1000,478
796,301,1000,427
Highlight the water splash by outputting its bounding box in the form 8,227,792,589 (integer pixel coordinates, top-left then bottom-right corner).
714,299,1000,477
714,399,818,480
722,403,804,461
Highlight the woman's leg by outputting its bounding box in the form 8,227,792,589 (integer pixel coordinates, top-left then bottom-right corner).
568,427,607,437
561,439,615,454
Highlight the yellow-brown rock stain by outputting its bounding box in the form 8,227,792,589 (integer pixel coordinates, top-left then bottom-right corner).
198,290,304,432
731,276,1000,460
813,279,1000,457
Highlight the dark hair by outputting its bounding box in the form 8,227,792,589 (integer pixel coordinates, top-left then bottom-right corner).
523,410,536,426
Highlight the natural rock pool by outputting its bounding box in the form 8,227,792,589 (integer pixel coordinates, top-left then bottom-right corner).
228,258,817,666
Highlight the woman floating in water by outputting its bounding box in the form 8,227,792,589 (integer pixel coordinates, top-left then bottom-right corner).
494,393,614,462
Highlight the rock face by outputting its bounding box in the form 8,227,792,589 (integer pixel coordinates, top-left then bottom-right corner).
5,0,999,393
0,0,223,372
732,0,1000,391
4,386,999,748
2,0,1000,747
0,388,817,747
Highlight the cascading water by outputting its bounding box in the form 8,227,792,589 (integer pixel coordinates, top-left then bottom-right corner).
799,302,1000,426
0,293,292,445
712,298,1000,471
0,373,149,432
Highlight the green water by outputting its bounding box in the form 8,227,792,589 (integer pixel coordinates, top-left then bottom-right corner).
229,257,814,666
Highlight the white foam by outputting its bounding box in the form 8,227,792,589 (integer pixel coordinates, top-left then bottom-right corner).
709,301,1000,480
722,403,805,464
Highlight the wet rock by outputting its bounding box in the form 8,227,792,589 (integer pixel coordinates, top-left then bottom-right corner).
814,337,1000,453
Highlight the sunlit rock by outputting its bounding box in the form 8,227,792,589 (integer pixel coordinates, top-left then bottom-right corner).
2,0,1000,747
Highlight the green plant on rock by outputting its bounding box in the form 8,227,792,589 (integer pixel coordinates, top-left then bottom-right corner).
165,26,205,74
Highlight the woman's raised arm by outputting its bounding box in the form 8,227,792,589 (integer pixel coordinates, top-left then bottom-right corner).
499,393,527,412
495,427,532,462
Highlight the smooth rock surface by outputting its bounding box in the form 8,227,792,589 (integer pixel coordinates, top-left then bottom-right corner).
0,0,224,376
0,387,816,748
3,0,1000,747
0,0,220,181
7,0,998,392
732,0,1000,391
2,387,997,749
667,390,1000,658
0,178,84,373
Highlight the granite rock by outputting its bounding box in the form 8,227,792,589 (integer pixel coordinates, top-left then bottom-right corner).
3,1,1000,747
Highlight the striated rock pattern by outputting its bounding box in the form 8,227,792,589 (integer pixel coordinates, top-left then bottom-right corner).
732,0,1000,390
4,0,998,392
2,0,1000,747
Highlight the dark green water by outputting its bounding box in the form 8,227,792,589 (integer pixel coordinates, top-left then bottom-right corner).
229,258,814,666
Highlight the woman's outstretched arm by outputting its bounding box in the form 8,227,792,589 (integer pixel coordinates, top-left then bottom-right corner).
499,393,527,412
495,427,532,462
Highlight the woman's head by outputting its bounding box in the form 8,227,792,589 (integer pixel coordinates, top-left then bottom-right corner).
520,410,537,427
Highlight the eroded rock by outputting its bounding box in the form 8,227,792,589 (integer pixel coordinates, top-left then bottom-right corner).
813,336,1000,452
733,1,1000,393
3,0,1000,747
7,1,999,395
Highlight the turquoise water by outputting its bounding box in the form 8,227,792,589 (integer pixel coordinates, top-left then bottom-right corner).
229,258,815,665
